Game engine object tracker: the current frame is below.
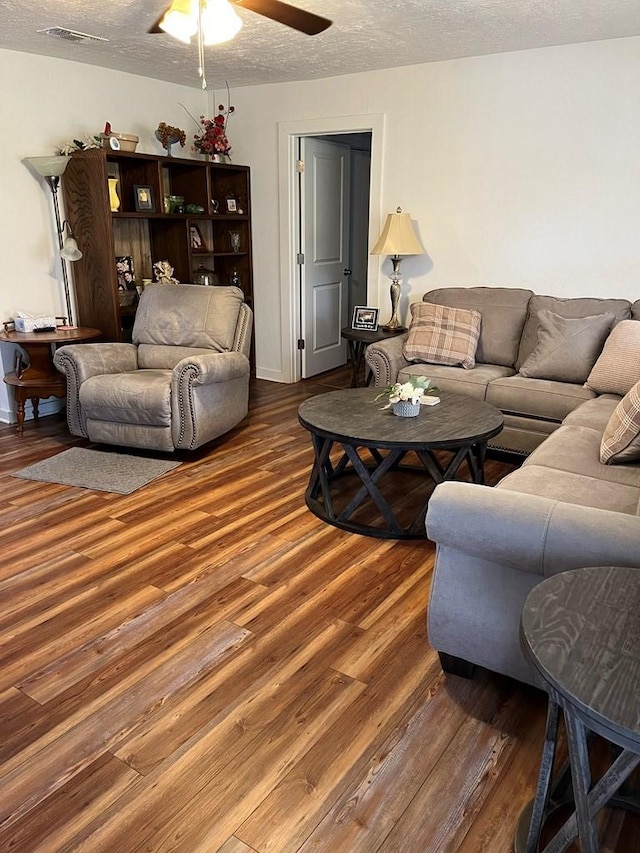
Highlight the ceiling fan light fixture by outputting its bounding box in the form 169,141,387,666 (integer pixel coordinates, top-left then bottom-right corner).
201,0,243,45
159,0,199,44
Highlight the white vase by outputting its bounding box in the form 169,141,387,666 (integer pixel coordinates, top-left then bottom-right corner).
392,400,420,417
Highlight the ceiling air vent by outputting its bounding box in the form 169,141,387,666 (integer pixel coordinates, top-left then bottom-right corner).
37,27,108,44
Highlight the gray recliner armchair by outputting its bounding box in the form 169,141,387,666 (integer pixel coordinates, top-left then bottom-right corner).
54,284,252,452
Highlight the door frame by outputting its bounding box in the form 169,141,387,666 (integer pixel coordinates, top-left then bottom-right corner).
277,114,386,383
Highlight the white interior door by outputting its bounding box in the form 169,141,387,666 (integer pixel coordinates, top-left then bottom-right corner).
300,137,351,378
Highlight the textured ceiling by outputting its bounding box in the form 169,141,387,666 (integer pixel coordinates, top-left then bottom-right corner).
1,0,640,89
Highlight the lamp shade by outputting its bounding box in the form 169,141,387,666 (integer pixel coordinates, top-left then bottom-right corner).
60,235,82,262
25,155,70,178
202,0,243,44
371,208,425,256
159,0,242,44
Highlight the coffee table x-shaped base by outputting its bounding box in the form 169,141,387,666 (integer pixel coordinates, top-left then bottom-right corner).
306,435,488,539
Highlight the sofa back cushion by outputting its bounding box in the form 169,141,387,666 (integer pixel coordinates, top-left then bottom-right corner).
633,300,640,321
516,295,631,369
403,302,481,369
422,287,532,367
586,320,640,396
133,284,243,357
518,310,616,383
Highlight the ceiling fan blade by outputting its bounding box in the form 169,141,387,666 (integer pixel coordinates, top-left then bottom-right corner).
234,0,331,35
148,9,168,34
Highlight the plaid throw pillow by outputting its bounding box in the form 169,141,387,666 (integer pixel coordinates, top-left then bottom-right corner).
403,302,481,369
600,380,640,464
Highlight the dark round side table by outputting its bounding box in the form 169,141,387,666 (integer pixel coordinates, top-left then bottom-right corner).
340,326,406,387
516,566,640,852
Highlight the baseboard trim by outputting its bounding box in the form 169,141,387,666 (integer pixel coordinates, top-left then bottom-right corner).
0,399,65,425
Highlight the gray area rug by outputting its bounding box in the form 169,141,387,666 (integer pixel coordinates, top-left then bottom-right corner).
13,447,180,494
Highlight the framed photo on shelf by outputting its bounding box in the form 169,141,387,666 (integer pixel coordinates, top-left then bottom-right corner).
225,197,238,213
115,256,135,290
133,185,154,212
352,306,379,331
189,224,208,252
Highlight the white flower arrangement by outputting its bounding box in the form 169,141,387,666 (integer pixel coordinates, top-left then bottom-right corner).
375,375,439,408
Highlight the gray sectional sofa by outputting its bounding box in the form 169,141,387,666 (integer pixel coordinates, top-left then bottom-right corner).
365,286,639,455
365,286,640,686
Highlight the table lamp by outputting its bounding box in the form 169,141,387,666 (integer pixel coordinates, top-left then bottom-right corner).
371,207,425,330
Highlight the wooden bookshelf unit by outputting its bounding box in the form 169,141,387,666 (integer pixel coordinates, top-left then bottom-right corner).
62,148,253,342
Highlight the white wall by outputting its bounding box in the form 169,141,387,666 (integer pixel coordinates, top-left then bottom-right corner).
2,35,640,399
228,36,640,381
0,49,209,421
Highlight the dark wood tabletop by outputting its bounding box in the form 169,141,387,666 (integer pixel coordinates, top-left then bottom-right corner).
521,566,640,749
298,387,504,450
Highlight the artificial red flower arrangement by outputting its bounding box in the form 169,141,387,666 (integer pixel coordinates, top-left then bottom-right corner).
192,103,235,158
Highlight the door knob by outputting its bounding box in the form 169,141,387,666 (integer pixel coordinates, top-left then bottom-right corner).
343,268,352,276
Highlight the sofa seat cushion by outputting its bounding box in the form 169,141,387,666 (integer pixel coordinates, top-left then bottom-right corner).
403,302,481,368
80,370,172,426
486,375,595,422
398,363,514,400
600,380,640,465
422,286,532,367
562,396,620,431
518,310,615,383
516,294,631,369
523,424,640,488
586,320,640,396
497,464,640,514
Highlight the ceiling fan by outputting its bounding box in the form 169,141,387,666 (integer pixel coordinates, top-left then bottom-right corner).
150,0,331,87
149,0,332,40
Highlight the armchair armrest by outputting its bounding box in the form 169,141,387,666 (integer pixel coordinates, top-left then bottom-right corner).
364,333,409,387
53,343,138,437
426,481,640,577
172,351,250,449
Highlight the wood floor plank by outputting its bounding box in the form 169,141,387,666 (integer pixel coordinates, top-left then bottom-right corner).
0,752,140,852
3,367,621,852
274,675,508,853
0,620,251,830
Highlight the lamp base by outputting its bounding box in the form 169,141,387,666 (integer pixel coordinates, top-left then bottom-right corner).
381,319,406,332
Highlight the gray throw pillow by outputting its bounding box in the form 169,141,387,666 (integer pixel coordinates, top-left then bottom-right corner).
518,310,615,383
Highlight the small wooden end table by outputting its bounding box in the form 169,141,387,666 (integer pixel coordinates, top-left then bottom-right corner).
340,326,406,387
516,566,640,852
0,326,101,435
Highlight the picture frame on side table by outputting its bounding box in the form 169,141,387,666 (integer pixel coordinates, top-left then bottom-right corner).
134,185,154,212
352,306,379,331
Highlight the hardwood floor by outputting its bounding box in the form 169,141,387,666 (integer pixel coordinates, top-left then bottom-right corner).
0,368,635,851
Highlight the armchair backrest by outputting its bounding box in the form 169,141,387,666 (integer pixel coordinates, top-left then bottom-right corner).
133,284,248,369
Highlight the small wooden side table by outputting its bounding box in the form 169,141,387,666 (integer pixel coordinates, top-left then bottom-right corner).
0,326,101,435
340,326,406,387
516,566,640,852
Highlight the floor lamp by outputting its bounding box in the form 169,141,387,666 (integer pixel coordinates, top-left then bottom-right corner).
371,207,425,330
26,155,82,327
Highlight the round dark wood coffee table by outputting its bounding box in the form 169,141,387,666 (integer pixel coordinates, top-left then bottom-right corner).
298,387,503,538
